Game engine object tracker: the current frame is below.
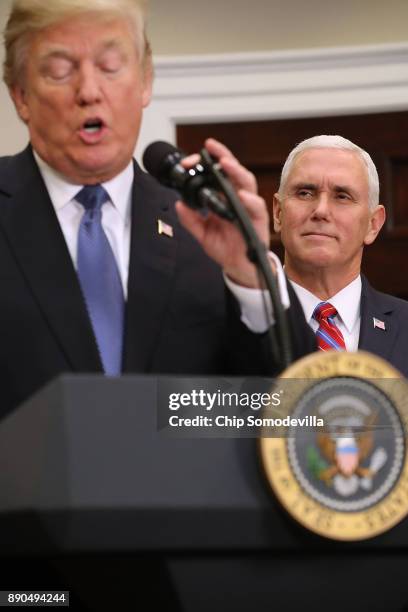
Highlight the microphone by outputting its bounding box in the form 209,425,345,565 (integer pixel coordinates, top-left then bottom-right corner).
142,141,235,220
144,141,293,368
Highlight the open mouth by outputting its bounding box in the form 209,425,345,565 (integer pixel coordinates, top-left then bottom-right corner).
82,118,105,134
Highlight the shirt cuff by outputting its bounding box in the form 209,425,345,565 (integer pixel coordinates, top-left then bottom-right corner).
224,252,290,333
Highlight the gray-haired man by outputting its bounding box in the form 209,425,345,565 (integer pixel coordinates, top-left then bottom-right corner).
272,135,408,373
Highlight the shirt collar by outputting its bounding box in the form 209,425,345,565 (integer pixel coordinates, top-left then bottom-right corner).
33,150,134,221
289,275,362,334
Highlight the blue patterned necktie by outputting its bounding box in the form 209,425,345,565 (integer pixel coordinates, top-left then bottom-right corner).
76,185,124,376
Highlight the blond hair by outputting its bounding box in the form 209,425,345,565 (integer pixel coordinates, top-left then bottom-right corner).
3,0,151,87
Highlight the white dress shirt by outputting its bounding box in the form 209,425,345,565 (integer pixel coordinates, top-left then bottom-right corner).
33,153,360,346
223,252,290,331
34,151,132,298
224,251,362,351
34,152,278,319
289,276,362,351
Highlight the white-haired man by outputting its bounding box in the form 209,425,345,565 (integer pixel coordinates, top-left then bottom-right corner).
272,135,408,374
0,0,313,418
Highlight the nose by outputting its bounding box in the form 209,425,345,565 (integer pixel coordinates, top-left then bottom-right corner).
311,192,331,220
75,63,102,106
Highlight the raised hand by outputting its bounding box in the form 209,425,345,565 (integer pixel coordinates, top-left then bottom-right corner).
176,138,271,288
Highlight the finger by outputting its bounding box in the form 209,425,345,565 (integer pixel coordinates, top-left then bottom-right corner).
237,190,270,243
237,190,268,220
181,140,236,168
180,153,201,168
204,138,237,163
175,200,206,243
203,139,257,193
180,139,257,196
220,156,257,194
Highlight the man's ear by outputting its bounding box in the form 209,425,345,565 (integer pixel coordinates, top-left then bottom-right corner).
364,204,386,246
9,84,30,124
272,193,283,233
141,54,153,109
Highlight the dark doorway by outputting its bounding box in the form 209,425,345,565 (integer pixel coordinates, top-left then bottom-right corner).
178,111,408,298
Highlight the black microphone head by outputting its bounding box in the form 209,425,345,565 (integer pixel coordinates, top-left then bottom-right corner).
143,141,184,184
142,140,212,211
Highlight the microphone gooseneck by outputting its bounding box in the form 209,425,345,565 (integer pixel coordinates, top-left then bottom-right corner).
143,140,294,370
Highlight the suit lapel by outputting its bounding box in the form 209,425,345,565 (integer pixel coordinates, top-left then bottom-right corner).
0,147,102,372
123,163,179,371
358,275,397,361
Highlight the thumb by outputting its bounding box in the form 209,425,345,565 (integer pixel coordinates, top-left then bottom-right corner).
175,201,206,244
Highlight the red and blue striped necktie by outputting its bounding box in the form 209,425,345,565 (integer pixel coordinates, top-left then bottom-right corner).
313,302,346,351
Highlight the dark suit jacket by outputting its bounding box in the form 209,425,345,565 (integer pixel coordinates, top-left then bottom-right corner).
0,146,313,418
2,148,401,419
287,274,408,376
358,275,408,376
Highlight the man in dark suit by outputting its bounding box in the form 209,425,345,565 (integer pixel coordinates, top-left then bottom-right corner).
271,134,408,376
0,0,313,418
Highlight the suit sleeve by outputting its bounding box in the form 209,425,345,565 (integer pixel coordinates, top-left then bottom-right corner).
223,284,317,376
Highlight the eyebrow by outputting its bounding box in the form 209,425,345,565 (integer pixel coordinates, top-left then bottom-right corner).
39,49,75,63
290,182,317,191
39,39,125,63
99,39,125,52
290,182,358,197
333,184,356,195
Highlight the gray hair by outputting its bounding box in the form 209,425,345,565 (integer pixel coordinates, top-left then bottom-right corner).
3,0,151,88
278,135,380,210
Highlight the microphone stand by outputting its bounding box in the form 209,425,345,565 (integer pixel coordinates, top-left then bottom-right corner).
199,148,293,371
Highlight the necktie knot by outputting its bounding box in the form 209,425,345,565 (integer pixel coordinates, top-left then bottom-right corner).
313,301,337,323
76,184,109,212
76,184,124,376
313,301,346,352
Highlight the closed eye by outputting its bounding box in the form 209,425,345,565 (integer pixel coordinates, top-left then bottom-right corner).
41,56,74,81
98,49,125,74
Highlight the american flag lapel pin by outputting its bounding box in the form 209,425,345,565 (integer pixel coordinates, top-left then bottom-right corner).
157,219,174,238
373,317,386,331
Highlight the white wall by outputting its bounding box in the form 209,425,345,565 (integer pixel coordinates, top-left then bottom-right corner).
1,0,408,156
148,0,408,55
0,0,28,155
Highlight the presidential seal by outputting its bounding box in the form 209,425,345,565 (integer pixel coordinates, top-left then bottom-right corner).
259,351,408,540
